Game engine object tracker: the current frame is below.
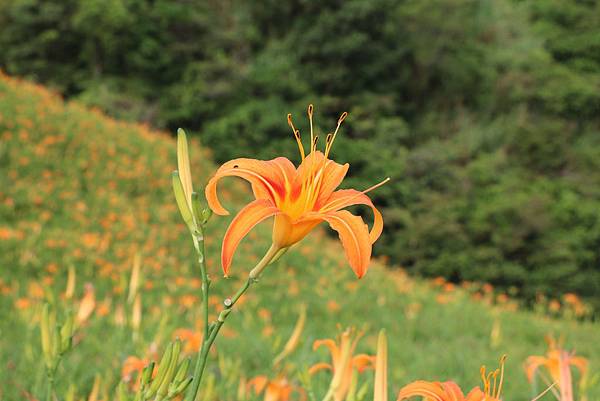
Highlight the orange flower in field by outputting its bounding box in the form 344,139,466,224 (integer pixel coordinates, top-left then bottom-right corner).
248,375,304,401
525,336,588,400
122,356,149,384
76,284,96,325
173,328,203,354
397,356,506,401
309,328,375,401
205,105,387,278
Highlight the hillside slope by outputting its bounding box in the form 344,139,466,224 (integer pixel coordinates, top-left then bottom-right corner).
1,72,599,400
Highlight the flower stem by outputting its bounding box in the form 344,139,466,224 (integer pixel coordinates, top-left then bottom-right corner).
185,243,279,401
185,229,210,401
45,370,55,401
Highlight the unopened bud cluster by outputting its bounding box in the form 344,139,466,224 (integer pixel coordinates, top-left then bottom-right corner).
172,129,212,237
41,303,74,374
129,339,192,401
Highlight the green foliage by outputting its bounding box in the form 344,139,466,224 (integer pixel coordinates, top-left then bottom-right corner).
2,0,600,305
1,75,599,400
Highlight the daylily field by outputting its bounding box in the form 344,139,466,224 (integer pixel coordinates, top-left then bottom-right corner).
1,72,600,401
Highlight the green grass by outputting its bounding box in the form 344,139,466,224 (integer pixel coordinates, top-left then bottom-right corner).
1,71,599,401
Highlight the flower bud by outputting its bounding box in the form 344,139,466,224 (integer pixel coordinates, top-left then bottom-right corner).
172,171,195,230
173,357,190,384
141,361,155,387
51,325,60,360
156,340,181,398
60,314,74,353
191,192,204,228
145,342,173,399
65,266,76,300
115,382,128,401
169,377,192,399
41,304,52,367
201,207,213,225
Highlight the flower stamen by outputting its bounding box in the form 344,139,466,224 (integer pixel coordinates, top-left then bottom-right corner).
308,104,315,149
495,355,507,398
321,177,390,213
288,114,305,161
480,355,507,399
324,111,348,158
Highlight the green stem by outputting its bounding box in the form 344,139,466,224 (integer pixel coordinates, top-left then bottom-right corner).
185,229,210,401
184,243,279,401
45,370,55,401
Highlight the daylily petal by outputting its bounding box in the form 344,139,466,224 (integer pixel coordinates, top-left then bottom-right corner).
313,339,340,363
353,354,375,373
308,362,333,375
441,382,466,401
272,213,323,248
320,210,372,278
296,151,349,203
319,189,383,243
570,356,588,378
397,381,448,401
464,387,486,401
206,157,296,215
248,376,269,394
525,356,549,383
221,199,280,275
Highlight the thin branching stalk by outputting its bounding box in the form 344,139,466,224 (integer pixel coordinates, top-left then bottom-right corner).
185,242,279,401
185,228,210,401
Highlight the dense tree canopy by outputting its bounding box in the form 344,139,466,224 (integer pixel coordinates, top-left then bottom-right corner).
2,0,600,307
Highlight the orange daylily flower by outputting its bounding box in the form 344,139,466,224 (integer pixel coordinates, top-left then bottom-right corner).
248,375,305,401
122,356,149,384
525,336,588,400
76,283,96,325
397,356,506,401
309,328,375,401
205,105,387,278
173,328,203,354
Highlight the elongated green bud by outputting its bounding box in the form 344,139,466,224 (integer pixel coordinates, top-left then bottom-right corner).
176,129,194,214
156,340,181,398
41,304,52,367
116,381,128,401
144,342,173,398
172,171,195,230
49,325,60,371
168,377,192,399
141,361,155,387
191,192,204,229
201,208,213,225
60,314,74,353
173,357,190,384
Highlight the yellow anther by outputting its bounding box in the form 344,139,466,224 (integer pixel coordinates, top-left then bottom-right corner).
480,366,488,394
325,111,348,158
294,130,305,160
288,114,305,160
495,355,507,398
287,113,296,131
